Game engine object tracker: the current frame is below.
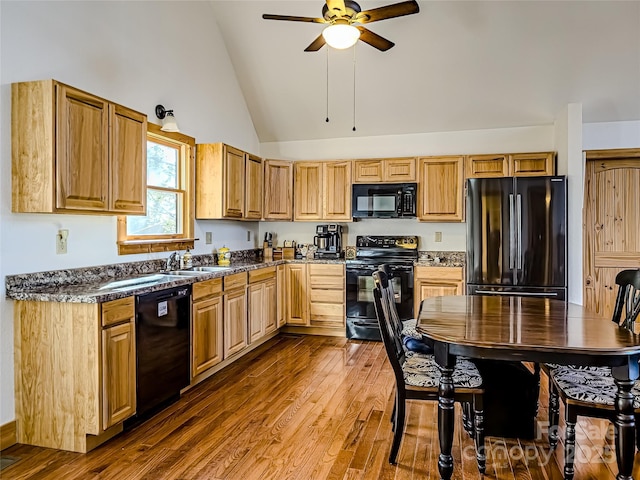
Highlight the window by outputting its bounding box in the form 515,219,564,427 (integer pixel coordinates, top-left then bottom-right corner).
117,123,195,255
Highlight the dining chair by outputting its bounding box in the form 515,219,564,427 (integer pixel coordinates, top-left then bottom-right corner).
549,268,640,480
372,270,486,471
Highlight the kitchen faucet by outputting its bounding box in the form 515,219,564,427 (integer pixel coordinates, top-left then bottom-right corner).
166,251,180,271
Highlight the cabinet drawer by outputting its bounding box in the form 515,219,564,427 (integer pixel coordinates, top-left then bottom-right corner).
192,277,223,301
224,272,247,291
414,266,464,281
248,266,276,284
309,289,344,304
308,276,344,290
101,296,134,327
308,264,344,277
310,302,344,320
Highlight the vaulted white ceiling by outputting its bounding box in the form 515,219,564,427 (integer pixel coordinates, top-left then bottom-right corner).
209,0,640,143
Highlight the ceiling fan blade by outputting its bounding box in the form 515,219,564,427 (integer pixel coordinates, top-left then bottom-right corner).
356,27,395,51
304,34,327,52
262,14,326,24
326,0,347,16
355,0,419,24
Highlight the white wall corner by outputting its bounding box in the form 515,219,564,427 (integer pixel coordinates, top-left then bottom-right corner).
554,103,583,305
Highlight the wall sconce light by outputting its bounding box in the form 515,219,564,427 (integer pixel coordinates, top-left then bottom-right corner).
155,104,180,132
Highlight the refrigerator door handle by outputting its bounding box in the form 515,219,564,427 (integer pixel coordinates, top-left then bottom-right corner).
509,194,515,269
516,194,523,269
475,290,559,297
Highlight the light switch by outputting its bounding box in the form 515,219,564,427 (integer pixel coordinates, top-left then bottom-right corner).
435,231,442,242
205,232,212,244
57,229,69,254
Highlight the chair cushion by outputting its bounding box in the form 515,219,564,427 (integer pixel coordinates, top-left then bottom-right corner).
403,352,483,389
544,363,603,371
401,319,434,354
552,366,640,408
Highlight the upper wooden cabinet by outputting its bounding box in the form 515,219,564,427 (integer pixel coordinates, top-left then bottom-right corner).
196,143,263,220
353,158,416,183
263,159,293,220
11,80,147,215
466,152,555,178
293,160,351,221
417,156,465,222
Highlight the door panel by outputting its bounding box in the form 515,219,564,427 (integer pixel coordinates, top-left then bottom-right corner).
584,152,640,319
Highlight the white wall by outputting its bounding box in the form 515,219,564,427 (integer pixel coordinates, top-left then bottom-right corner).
0,1,261,424
583,121,640,150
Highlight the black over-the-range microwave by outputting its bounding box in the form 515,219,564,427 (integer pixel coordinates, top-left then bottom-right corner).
352,183,417,219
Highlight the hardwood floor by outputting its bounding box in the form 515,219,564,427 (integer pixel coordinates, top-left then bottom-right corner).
3,334,639,479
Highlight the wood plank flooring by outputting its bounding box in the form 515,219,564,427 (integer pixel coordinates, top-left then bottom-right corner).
2,334,639,479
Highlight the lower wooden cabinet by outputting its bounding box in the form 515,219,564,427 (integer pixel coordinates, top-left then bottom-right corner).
247,267,278,344
192,278,224,378
14,296,137,452
276,264,286,328
286,263,309,325
414,266,464,315
308,264,345,329
223,272,248,358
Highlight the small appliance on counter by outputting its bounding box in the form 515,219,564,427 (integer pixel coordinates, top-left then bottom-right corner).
314,224,343,259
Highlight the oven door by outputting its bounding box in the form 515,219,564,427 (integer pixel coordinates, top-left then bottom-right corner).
346,263,414,339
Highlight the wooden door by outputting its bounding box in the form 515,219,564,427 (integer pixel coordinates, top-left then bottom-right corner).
223,145,245,218
264,160,293,220
384,158,416,182
56,84,109,211
294,162,323,220
248,282,265,343
110,104,147,214
414,266,464,314
245,153,263,219
323,161,351,220
353,160,383,182
276,264,286,327
286,264,308,325
224,288,248,357
510,152,555,177
584,149,640,319
417,156,464,221
102,321,136,429
192,295,223,377
466,154,509,178
264,279,278,334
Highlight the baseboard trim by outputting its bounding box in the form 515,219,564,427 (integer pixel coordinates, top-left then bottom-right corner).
0,420,17,451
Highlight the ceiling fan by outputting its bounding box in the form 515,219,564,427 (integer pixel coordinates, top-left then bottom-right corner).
262,0,420,52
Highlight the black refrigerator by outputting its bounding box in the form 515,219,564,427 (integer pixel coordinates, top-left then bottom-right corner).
466,176,567,300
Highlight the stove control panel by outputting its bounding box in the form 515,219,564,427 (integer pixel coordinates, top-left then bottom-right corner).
356,235,418,249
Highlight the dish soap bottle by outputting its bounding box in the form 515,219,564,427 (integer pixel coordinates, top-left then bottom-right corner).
183,248,193,269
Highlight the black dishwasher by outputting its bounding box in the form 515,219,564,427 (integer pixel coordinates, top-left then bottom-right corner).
125,285,191,429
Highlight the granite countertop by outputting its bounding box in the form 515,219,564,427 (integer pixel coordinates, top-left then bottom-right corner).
415,251,465,268
5,258,346,304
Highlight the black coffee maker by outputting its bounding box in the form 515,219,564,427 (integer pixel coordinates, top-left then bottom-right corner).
314,224,343,259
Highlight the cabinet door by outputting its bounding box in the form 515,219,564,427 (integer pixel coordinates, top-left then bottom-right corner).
323,161,352,220
248,282,265,343
56,84,109,211
510,152,555,177
414,266,464,314
276,264,286,327
264,160,293,220
192,296,223,377
417,281,463,302
110,104,147,214
417,156,464,222
294,162,323,221
223,145,245,218
384,158,416,182
245,153,263,219
265,279,278,334
466,154,509,178
102,321,136,429
308,264,345,329
286,264,308,325
224,288,248,357
353,160,383,183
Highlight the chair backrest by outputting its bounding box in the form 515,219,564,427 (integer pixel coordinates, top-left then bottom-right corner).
373,270,407,390
378,264,404,338
613,269,640,331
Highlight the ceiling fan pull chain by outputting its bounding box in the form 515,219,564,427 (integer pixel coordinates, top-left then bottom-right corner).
326,47,330,123
352,44,357,132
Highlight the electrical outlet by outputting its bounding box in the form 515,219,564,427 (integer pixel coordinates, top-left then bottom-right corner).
205,232,212,244
435,231,442,242
57,229,69,254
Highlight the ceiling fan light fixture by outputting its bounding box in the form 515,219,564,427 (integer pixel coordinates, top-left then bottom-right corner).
322,24,360,49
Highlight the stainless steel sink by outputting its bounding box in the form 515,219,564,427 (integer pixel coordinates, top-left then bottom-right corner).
163,270,210,276
191,266,232,272
99,273,180,290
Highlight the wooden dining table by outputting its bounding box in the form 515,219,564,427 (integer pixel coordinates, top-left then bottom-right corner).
417,295,640,480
